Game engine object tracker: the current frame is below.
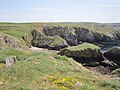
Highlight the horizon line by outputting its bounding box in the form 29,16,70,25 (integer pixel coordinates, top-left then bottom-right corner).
0,21,120,24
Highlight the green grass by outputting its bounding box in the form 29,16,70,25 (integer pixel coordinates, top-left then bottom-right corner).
0,22,120,90
0,48,120,90
66,42,100,51
0,29,25,38
0,22,120,39
0,48,31,63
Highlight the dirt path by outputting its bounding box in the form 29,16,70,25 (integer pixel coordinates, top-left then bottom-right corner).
30,46,59,54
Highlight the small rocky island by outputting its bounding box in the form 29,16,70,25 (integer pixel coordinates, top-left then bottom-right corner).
0,22,120,90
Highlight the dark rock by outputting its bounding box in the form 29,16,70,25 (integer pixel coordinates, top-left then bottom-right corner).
5,56,17,67
32,35,68,50
59,43,104,66
43,26,120,45
22,30,68,50
43,26,78,45
104,46,120,66
85,65,112,74
31,30,46,46
75,27,95,43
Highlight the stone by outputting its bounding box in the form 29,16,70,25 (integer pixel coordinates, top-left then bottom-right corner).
59,43,104,66
5,56,17,67
104,46,120,66
32,35,68,50
43,26,78,45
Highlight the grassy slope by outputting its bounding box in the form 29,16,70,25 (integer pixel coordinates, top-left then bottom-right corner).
0,22,120,90
0,48,120,90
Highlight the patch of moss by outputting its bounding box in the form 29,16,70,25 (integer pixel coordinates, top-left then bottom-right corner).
50,36,67,47
67,42,100,51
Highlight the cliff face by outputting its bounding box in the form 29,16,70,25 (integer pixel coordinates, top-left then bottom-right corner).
22,30,68,50
43,26,78,45
43,26,120,45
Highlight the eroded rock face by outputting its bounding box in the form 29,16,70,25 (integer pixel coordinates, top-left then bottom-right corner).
104,46,120,66
30,30,68,50
75,27,95,43
43,26,78,45
0,33,27,49
22,26,120,50
22,30,68,50
43,26,120,45
59,43,104,66
32,35,68,50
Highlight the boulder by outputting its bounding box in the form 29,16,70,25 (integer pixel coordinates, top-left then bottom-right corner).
59,43,104,66
32,35,68,50
5,56,17,67
104,46,120,66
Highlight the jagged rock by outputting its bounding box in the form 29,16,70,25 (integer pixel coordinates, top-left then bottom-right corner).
75,27,95,43
59,43,104,66
22,27,120,50
5,56,17,67
22,30,46,47
43,26,78,45
43,26,120,45
32,35,68,50
22,30,68,50
104,46,120,66
0,33,28,49
31,30,46,40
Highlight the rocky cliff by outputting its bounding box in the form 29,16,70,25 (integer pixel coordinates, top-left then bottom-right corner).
22,30,68,50
43,26,120,45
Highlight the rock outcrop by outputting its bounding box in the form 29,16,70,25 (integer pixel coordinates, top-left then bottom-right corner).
104,46,120,66
75,27,95,43
74,28,120,44
43,26,78,45
32,35,68,50
21,26,120,51
59,43,104,66
43,26,120,45
22,30,68,50
0,33,27,49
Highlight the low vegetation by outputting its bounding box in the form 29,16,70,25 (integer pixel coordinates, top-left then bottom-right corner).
66,43,100,51
0,48,120,90
0,22,120,90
